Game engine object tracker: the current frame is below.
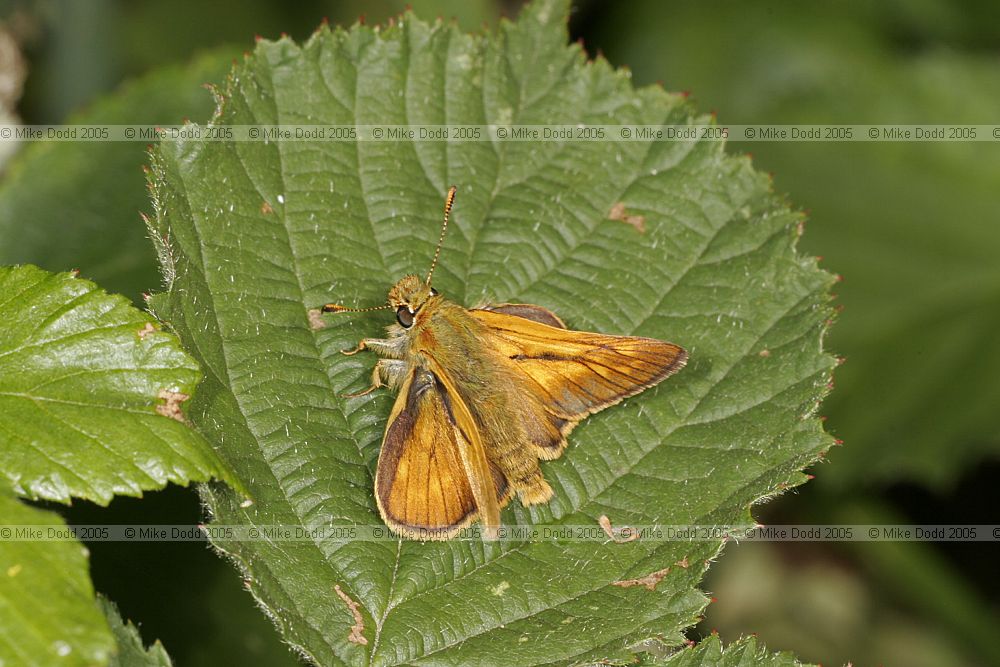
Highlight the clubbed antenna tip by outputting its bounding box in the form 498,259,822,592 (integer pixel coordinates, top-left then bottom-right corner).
426,185,457,285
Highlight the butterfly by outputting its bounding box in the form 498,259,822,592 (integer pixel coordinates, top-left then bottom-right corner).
323,187,687,540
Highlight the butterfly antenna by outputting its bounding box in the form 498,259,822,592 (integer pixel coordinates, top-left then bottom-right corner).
426,185,457,285
321,302,393,314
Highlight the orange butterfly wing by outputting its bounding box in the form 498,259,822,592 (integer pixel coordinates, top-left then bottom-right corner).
471,306,687,455
375,364,510,540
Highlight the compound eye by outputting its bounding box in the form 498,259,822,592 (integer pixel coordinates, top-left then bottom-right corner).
396,306,414,328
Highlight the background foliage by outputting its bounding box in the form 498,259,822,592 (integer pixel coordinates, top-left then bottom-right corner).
1,1,997,666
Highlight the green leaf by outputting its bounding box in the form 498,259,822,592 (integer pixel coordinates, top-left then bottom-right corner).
0,49,236,303
0,487,112,666
148,1,835,664
640,634,814,666
0,264,242,504
100,597,173,667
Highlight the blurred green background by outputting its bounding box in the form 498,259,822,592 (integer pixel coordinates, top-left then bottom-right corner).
1,1,998,665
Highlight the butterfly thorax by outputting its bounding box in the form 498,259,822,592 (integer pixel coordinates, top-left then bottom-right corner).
409,299,499,387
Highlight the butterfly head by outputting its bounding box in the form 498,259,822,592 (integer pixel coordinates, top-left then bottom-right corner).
387,274,440,329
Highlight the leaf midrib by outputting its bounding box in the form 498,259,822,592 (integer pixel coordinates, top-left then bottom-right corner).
461,28,568,302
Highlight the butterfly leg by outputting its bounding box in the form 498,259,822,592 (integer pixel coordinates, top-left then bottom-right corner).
344,359,408,398
341,336,407,359
340,340,367,356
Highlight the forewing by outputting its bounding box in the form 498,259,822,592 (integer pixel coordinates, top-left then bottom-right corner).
375,365,508,540
470,308,687,450
421,355,505,537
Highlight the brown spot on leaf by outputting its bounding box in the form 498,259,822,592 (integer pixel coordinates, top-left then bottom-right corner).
156,389,190,422
334,584,368,645
608,202,646,233
260,200,273,215
307,308,326,330
137,322,157,339
612,566,670,591
758,349,770,357
598,515,639,543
